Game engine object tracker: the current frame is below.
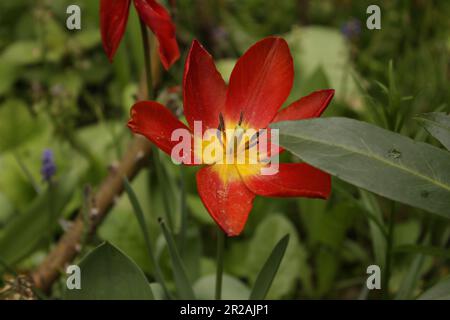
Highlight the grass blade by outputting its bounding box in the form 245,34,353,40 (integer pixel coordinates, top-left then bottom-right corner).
394,244,450,258
249,234,290,300
158,218,196,300
417,277,450,300
416,112,450,151
123,177,171,299
152,148,174,229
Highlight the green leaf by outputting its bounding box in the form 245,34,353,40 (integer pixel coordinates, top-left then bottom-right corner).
417,277,450,300
123,176,158,265
178,226,202,283
0,175,77,269
0,41,42,66
98,211,151,268
0,63,19,95
249,234,290,300
393,220,421,247
315,248,339,297
41,17,67,63
300,200,355,249
224,241,251,278
395,254,427,300
70,30,101,51
0,99,45,152
153,149,175,230
0,192,14,225
64,242,154,300
123,177,170,298
416,112,450,151
194,274,250,300
360,190,387,268
395,244,450,258
149,282,166,300
187,194,214,225
299,200,357,297
159,218,195,299
394,228,432,300
246,214,306,299
285,26,362,103
300,66,330,99
272,117,450,218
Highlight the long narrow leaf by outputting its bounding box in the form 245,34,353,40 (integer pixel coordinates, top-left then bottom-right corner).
0,174,77,268
123,177,171,298
395,254,426,300
416,112,450,151
418,277,450,300
360,190,387,269
249,235,290,300
272,118,450,218
395,244,450,258
158,218,195,300
152,148,174,229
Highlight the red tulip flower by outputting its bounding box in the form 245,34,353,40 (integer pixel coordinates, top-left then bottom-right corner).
128,37,334,236
100,0,180,69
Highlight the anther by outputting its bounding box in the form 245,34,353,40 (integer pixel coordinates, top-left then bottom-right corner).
245,131,260,150
238,111,244,126
216,129,223,145
217,112,226,146
218,112,225,131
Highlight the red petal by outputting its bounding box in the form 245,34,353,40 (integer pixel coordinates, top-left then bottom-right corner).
183,40,227,131
133,0,180,69
128,101,194,164
196,165,255,236
240,163,331,198
225,37,293,129
272,89,335,123
100,0,131,62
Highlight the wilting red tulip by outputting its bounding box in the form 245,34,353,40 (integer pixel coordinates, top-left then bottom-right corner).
128,37,334,236
100,0,180,69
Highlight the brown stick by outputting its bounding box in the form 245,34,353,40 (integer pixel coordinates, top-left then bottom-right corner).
31,135,152,292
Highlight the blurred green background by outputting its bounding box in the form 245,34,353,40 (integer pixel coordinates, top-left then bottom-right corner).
0,0,449,299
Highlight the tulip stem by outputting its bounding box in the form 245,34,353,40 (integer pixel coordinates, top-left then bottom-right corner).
139,19,153,100
215,229,225,300
139,18,175,231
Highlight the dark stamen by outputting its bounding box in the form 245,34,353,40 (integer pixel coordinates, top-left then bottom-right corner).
238,111,244,126
245,131,260,150
217,112,226,146
216,129,223,145
219,112,225,132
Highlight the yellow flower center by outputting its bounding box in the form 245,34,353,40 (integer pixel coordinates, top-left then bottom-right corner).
194,113,269,182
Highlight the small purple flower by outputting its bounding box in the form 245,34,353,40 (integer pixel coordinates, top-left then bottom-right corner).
41,148,56,183
341,18,362,40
